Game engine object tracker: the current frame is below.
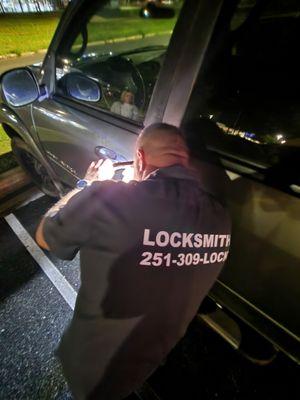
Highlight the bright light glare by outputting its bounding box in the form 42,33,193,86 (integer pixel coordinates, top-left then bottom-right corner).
122,166,134,183
98,159,114,181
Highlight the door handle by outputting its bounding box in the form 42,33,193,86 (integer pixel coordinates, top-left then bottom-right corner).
290,184,300,194
95,146,117,160
95,146,133,168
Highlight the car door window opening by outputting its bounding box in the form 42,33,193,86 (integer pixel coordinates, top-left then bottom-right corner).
55,0,182,123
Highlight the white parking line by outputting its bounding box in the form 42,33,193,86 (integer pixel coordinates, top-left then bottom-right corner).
4,213,77,310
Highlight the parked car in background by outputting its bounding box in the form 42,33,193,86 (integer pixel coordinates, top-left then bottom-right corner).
0,0,299,365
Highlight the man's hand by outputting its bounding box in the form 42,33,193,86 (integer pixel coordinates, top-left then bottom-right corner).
84,160,103,182
36,159,114,250
84,159,114,182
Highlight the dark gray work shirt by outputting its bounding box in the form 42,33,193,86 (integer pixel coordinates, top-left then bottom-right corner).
44,165,231,400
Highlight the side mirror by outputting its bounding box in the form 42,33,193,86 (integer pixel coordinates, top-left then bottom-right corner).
0,68,39,107
64,72,101,102
140,1,175,19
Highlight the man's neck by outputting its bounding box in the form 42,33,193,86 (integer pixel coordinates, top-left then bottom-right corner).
141,165,158,180
141,162,187,180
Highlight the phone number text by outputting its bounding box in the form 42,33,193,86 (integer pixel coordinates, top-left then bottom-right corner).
139,251,229,267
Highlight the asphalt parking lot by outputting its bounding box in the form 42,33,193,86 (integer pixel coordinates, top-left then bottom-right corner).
0,192,299,399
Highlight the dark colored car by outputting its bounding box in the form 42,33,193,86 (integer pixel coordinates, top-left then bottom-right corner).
0,0,299,364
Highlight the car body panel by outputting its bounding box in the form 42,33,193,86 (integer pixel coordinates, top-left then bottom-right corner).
219,175,300,359
32,98,137,186
0,103,55,173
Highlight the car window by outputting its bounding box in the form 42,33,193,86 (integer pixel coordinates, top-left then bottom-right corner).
55,0,183,123
230,0,256,30
184,0,300,197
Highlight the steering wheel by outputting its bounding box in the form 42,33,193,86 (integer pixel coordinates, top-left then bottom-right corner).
100,55,146,111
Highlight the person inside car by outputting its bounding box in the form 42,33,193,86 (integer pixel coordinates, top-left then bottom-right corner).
110,90,139,121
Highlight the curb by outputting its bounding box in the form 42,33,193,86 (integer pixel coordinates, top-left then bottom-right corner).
0,166,32,199
0,185,40,216
74,31,172,48
0,30,171,60
0,49,47,61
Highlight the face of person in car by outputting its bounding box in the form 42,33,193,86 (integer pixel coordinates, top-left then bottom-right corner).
123,91,134,104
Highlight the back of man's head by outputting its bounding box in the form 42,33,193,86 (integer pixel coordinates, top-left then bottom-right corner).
136,123,189,173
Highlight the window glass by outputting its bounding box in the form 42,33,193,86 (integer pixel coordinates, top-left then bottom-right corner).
185,0,300,196
56,0,183,123
230,0,256,30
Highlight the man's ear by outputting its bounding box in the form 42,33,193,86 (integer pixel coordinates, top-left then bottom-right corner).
137,148,146,172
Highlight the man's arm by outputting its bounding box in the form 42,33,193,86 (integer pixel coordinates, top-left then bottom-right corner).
35,188,80,250
35,159,114,253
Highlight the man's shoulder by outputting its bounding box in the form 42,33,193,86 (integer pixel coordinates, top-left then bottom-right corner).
89,179,137,198
90,179,127,190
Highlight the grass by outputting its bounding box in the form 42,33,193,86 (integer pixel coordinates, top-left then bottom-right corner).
0,13,60,56
0,8,178,56
0,125,17,174
87,14,175,43
0,125,11,155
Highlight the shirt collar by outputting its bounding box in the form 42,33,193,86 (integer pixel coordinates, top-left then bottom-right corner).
147,164,200,182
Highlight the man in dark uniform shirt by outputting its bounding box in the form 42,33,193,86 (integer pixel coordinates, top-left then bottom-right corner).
36,123,231,400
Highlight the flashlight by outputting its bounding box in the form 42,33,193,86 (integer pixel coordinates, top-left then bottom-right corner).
95,146,133,167
113,161,133,168
95,146,134,182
